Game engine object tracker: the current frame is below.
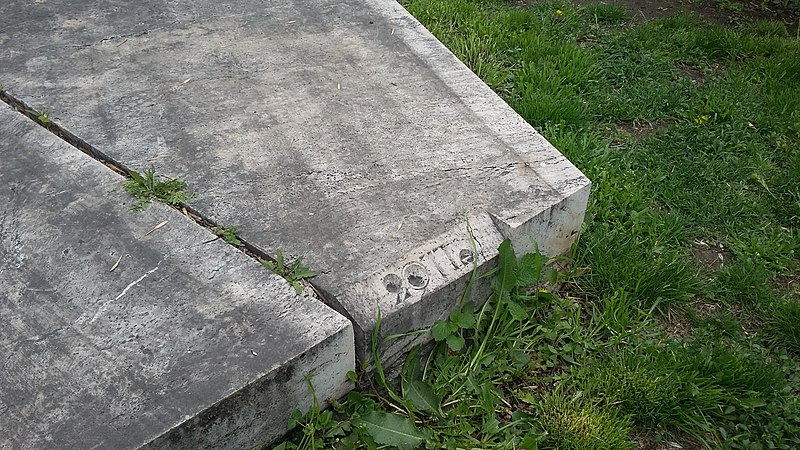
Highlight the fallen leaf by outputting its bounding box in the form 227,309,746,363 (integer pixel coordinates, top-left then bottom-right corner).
144,220,169,236
109,255,123,272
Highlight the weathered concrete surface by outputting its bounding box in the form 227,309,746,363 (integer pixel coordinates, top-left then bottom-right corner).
0,0,590,361
0,103,354,449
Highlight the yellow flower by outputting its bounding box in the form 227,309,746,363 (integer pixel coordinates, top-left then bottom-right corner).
694,114,710,125
555,9,564,16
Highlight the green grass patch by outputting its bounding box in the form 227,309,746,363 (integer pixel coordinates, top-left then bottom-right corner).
536,394,634,450
762,297,800,351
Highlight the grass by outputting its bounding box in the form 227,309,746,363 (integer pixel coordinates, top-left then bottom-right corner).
270,1,800,449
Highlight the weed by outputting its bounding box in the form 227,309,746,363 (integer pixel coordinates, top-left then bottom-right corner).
26,108,52,125
37,111,50,125
123,167,196,211
269,377,338,450
211,225,241,246
271,239,567,449
261,251,316,294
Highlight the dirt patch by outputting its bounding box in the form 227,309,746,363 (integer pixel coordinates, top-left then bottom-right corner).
563,0,800,28
676,61,705,82
661,307,696,338
694,301,725,317
771,273,800,296
659,300,738,338
633,428,707,450
691,238,732,270
616,119,676,140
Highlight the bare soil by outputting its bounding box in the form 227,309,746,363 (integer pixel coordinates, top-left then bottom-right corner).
568,0,800,29
691,238,732,271
771,273,800,296
616,119,677,139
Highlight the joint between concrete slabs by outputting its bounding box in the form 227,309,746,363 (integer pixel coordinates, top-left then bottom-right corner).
0,90,331,306
0,90,131,176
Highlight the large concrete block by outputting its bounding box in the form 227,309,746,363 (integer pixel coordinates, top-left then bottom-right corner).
0,103,354,449
0,0,590,362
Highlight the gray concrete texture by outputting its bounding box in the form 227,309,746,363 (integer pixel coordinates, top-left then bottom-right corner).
0,102,354,449
0,0,590,361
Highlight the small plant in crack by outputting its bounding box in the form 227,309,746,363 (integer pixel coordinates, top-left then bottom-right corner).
261,251,316,294
26,108,51,125
212,225,242,246
123,166,196,211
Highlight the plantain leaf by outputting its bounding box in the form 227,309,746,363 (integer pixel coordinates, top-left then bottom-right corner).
406,379,443,418
401,346,421,398
507,299,529,321
449,308,476,329
496,239,518,295
510,349,531,368
518,251,547,287
355,411,424,450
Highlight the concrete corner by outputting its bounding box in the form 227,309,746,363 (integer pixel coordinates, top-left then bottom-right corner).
0,103,354,449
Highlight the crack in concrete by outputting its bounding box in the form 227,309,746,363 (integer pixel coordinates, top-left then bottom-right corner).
68,30,152,49
207,263,226,280
83,264,160,325
0,91,131,176
16,326,67,347
99,30,149,44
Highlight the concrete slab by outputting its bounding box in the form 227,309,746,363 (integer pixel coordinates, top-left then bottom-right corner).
0,0,590,362
0,103,354,449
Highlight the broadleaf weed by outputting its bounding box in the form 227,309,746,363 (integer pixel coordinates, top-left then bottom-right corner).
123,167,196,211
261,251,316,295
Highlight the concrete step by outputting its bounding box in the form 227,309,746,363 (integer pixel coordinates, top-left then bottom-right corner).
0,102,354,449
